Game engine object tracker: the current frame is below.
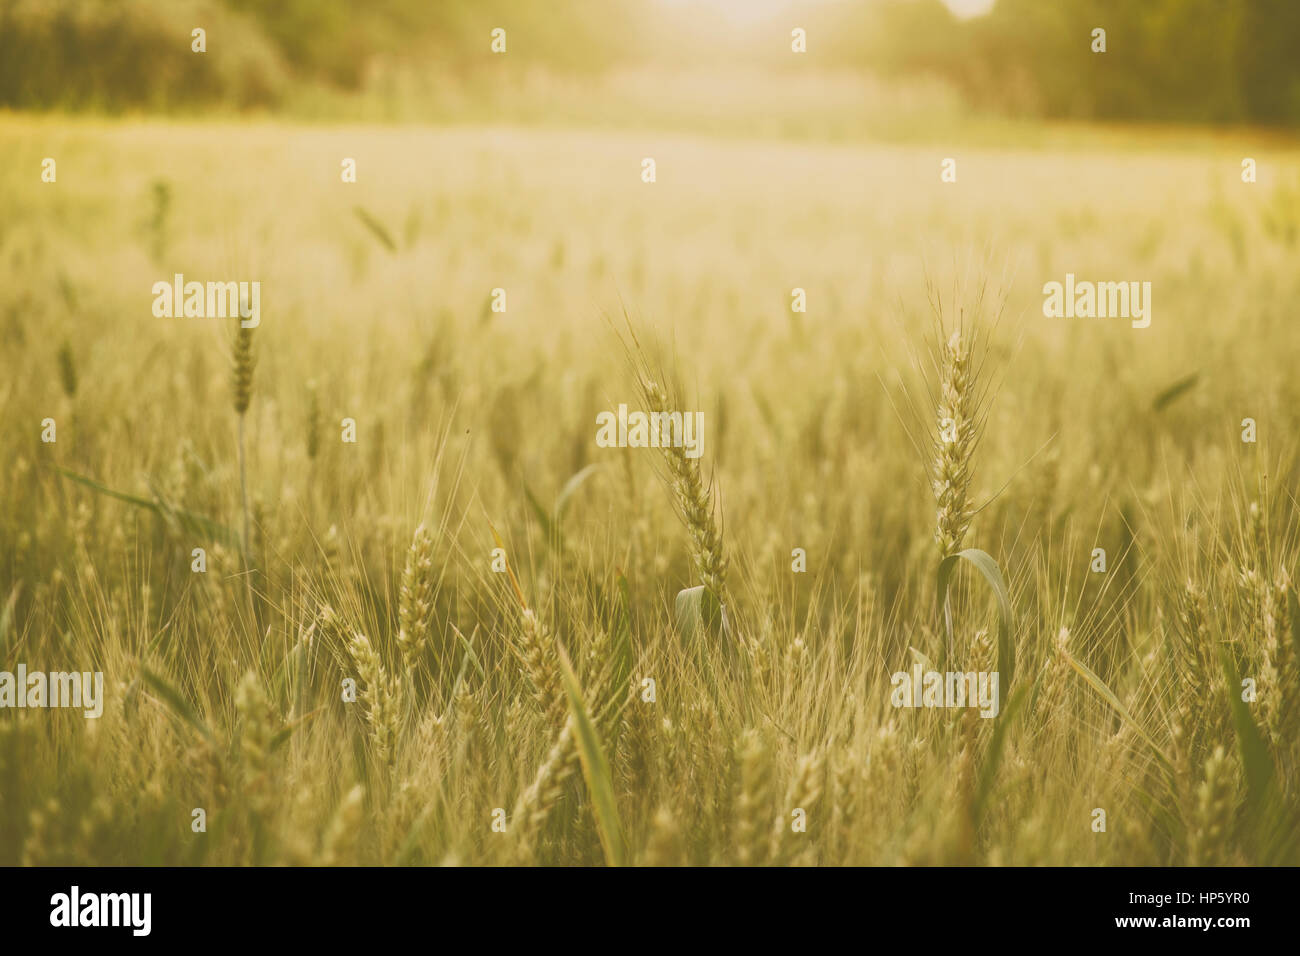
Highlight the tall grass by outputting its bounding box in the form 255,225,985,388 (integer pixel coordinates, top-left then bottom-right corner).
3,117,1299,866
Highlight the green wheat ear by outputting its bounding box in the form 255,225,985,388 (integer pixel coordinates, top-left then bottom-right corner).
305,379,321,461
231,323,256,569
933,328,976,558
231,324,255,416
929,321,1012,679
395,523,436,679
57,341,77,398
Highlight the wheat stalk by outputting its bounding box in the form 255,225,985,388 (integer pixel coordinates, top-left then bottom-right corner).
317,785,365,866
345,631,402,773
395,523,436,680
231,324,256,564
511,716,581,857
305,379,321,461
642,803,685,866
933,328,978,558
1187,745,1236,865
642,377,729,606
492,532,567,729
734,728,773,866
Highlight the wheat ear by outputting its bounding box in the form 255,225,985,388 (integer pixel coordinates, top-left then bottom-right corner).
231,324,256,562
642,377,728,605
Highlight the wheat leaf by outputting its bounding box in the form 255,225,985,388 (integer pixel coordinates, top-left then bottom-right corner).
353,205,397,252
1061,648,1169,767
937,548,1015,687
141,666,213,744
556,644,625,867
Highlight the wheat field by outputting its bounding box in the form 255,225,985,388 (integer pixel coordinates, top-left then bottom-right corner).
2,115,1299,866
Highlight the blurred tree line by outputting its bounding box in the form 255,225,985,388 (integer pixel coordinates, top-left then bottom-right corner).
1,0,1297,125
814,0,1300,124
0,0,646,111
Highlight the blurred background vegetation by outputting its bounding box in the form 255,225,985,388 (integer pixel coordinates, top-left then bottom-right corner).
2,0,1298,132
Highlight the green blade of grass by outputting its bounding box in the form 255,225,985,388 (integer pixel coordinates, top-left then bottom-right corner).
269,707,323,754
973,683,1028,824
1152,372,1199,411
1060,648,1169,767
675,584,705,641
140,665,213,744
611,569,634,694
58,466,160,510
1219,647,1296,861
554,463,602,521
0,584,19,660
353,205,397,252
556,643,625,867
522,480,563,552
937,548,1015,688
1289,586,1300,659
57,467,240,553
1219,647,1275,808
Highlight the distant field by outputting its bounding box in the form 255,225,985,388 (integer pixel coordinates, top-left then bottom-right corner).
3,116,1299,864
